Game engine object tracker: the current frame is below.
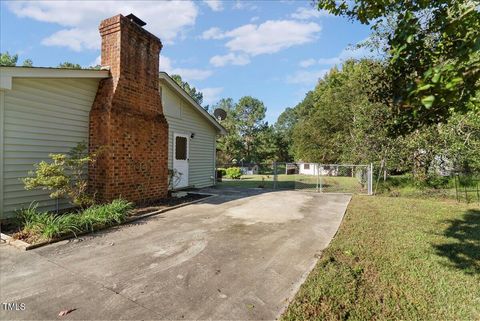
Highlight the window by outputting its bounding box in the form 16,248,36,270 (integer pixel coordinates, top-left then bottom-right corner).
175,136,187,160
304,164,310,170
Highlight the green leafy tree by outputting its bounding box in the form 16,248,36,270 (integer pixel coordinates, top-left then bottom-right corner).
23,142,96,208
234,96,269,163
171,74,204,107
1,51,33,67
273,91,315,162
22,59,33,67
315,0,480,131
1,52,18,66
215,98,243,164
58,62,83,69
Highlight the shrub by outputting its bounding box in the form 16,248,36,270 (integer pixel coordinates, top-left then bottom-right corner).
226,167,242,179
14,199,133,243
23,142,97,208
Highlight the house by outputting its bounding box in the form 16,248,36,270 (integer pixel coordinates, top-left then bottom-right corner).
298,163,339,176
0,14,225,219
238,163,259,175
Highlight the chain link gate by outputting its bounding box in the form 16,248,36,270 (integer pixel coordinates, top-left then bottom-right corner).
272,163,373,195
217,162,373,195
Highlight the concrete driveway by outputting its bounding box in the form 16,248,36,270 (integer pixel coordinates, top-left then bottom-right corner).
0,189,351,320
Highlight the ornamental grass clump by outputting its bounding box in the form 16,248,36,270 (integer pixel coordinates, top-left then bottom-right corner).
13,199,132,244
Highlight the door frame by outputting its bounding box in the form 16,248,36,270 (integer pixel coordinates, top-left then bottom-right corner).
173,132,190,189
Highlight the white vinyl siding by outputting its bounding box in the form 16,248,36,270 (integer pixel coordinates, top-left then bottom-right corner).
161,83,217,189
1,78,100,218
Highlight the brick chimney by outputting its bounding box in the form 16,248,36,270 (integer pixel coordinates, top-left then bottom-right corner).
89,14,169,202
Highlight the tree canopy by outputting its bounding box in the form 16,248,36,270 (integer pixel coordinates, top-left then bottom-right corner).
57,62,83,69
215,96,278,164
1,52,33,67
315,0,480,132
170,74,205,109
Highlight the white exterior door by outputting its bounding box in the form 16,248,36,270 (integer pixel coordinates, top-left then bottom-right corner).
173,133,189,188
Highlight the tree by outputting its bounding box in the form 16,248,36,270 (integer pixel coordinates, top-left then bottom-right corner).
215,96,277,164
315,0,480,132
58,62,82,69
234,96,269,163
273,91,316,162
23,142,96,208
171,74,204,107
1,51,33,67
215,98,243,164
1,52,18,66
22,59,33,67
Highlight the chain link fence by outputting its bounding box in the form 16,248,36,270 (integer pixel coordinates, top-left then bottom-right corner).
216,162,373,195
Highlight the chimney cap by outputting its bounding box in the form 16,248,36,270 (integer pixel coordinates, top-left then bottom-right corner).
126,14,146,27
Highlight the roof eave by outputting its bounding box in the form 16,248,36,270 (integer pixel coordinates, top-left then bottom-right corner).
158,71,227,135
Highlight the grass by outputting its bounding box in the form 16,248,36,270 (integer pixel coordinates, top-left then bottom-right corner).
218,174,367,193
13,199,133,244
375,175,479,202
282,195,480,321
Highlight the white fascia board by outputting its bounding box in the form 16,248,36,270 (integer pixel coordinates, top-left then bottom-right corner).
0,67,110,90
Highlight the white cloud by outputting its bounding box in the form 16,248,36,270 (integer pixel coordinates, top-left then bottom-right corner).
317,57,342,65
224,20,321,56
42,28,99,51
299,58,316,68
210,53,250,67
161,56,213,81
7,1,198,51
205,19,321,67
203,0,223,11
200,87,224,105
299,42,374,69
291,7,331,20
286,69,329,85
317,44,372,66
90,55,101,67
201,27,225,40
250,16,259,22
232,1,258,11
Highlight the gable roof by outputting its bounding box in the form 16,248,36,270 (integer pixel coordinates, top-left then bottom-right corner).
158,72,226,135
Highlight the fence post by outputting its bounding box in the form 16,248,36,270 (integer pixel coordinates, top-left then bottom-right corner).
316,164,319,192
368,163,373,195
273,162,277,190
319,164,323,193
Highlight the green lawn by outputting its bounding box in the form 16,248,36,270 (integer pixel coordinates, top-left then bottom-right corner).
282,196,480,321
218,174,367,193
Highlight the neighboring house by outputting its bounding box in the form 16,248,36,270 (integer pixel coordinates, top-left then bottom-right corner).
238,164,259,175
0,14,225,219
298,163,339,176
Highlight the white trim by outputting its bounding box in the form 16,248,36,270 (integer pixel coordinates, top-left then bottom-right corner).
0,67,110,90
173,133,190,188
159,72,227,135
0,90,4,215
213,136,217,186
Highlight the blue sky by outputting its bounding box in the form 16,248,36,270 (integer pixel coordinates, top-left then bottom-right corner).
0,0,371,123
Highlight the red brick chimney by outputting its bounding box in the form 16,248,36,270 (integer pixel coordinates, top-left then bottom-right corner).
89,14,169,202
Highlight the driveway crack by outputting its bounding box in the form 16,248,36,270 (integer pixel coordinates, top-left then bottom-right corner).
32,251,163,318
